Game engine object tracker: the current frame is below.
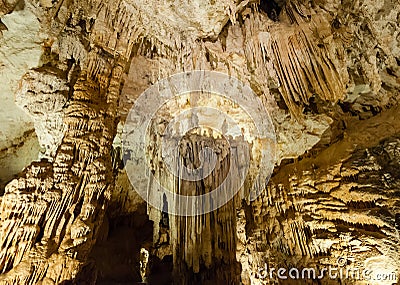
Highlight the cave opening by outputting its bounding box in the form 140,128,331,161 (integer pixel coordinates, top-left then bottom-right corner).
89,211,154,284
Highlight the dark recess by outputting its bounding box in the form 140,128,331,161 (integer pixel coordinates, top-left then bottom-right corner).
259,0,283,21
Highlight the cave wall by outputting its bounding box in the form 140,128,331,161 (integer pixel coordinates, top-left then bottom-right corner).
0,0,399,284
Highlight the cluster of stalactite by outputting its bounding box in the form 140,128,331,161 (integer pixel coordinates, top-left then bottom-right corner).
145,130,249,284
266,0,349,119
171,134,242,285
0,0,399,283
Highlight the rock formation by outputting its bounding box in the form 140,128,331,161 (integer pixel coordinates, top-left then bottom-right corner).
0,0,399,284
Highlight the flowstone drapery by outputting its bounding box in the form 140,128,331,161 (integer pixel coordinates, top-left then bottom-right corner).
0,0,399,283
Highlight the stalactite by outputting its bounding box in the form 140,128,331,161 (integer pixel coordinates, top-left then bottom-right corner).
169,134,241,284
1,0,399,284
261,2,349,119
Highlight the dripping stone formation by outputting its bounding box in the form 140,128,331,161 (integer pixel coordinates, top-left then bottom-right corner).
0,0,399,284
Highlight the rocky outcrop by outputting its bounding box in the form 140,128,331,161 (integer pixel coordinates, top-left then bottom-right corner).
15,68,68,159
240,104,400,284
0,0,139,283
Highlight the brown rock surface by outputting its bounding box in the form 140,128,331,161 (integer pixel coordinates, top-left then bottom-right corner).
0,0,399,284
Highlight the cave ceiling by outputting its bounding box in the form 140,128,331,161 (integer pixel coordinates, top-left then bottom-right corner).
0,0,399,284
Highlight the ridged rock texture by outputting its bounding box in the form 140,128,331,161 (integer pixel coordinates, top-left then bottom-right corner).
0,0,399,284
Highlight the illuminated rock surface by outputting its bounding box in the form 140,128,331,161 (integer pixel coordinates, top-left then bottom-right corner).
0,0,399,284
